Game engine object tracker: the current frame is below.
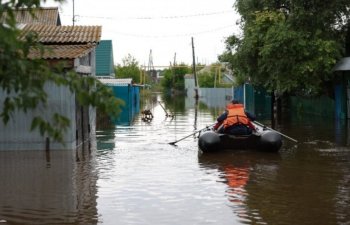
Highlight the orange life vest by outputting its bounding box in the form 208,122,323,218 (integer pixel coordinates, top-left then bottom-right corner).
223,103,250,129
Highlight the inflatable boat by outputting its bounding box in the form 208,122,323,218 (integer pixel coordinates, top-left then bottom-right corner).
198,125,282,153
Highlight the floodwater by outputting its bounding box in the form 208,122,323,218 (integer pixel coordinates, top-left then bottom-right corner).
1,93,350,225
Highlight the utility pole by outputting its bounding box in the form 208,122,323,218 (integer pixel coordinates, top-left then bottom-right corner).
191,37,199,99
172,53,176,86
72,0,75,26
173,52,176,66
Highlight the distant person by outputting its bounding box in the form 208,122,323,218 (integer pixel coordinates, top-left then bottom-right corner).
213,100,256,135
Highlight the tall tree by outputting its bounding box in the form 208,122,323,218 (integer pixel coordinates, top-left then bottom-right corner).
220,0,350,96
160,64,190,91
0,0,122,142
115,54,141,83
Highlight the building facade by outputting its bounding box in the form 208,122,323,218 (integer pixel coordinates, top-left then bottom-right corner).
0,24,101,150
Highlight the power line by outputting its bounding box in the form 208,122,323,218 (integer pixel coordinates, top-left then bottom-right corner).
111,24,236,38
61,10,236,21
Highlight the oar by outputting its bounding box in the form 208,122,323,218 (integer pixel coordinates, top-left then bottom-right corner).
158,101,174,117
253,121,298,143
169,123,216,145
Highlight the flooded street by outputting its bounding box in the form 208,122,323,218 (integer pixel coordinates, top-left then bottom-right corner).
1,93,350,225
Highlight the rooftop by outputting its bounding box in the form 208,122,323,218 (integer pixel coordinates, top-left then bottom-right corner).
20,24,102,60
98,78,133,86
20,24,102,44
28,44,96,59
1,7,61,26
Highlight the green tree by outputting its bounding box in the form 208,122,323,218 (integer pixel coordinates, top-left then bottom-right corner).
197,64,232,88
0,0,122,142
198,71,214,88
160,69,174,89
160,64,191,91
115,54,141,83
220,0,350,96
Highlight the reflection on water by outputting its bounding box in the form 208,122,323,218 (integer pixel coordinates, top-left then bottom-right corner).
0,146,98,225
198,152,282,224
1,93,350,225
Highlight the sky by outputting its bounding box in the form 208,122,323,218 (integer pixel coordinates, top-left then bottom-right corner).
43,0,241,67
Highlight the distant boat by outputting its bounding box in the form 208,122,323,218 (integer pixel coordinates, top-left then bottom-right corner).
198,123,282,153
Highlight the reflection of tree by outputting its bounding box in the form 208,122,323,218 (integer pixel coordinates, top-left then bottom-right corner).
161,92,186,114
334,165,350,223
140,91,158,113
96,129,116,151
243,148,349,225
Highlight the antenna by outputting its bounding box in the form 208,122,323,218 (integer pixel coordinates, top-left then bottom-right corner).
148,49,156,82
147,49,154,72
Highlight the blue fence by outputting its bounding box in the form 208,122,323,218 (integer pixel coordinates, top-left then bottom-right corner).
234,84,272,119
111,85,140,125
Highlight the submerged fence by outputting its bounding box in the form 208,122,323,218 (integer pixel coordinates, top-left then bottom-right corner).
185,76,342,120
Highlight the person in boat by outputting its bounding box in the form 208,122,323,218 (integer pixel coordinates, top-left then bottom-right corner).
214,100,256,135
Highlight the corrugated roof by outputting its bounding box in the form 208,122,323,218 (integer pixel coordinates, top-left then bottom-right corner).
96,40,115,76
28,44,96,59
20,24,102,60
20,24,102,44
2,7,61,26
98,78,133,86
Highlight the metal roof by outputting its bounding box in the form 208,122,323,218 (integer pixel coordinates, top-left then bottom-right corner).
96,40,115,76
333,57,350,71
98,78,133,86
1,7,61,25
20,24,102,44
28,44,96,59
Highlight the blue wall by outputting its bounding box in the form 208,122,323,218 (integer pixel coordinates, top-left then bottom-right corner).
111,85,140,125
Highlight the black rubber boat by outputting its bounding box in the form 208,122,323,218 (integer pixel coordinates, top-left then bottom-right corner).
198,125,282,153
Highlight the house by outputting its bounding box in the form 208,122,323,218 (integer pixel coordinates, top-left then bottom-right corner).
96,40,115,78
0,24,102,150
95,40,141,126
1,7,61,25
98,78,140,125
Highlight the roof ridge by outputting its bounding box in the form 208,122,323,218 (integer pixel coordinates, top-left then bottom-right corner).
15,7,59,10
21,24,102,44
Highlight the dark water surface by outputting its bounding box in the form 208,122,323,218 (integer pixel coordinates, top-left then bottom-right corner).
1,93,350,225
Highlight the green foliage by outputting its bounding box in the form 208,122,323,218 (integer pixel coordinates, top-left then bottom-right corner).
198,71,214,87
220,0,350,96
160,64,191,91
31,113,70,141
115,53,141,83
197,64,233,88
160,69,173,89
0,0,123,142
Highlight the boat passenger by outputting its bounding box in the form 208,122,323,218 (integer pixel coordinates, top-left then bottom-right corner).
214,100,256,135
